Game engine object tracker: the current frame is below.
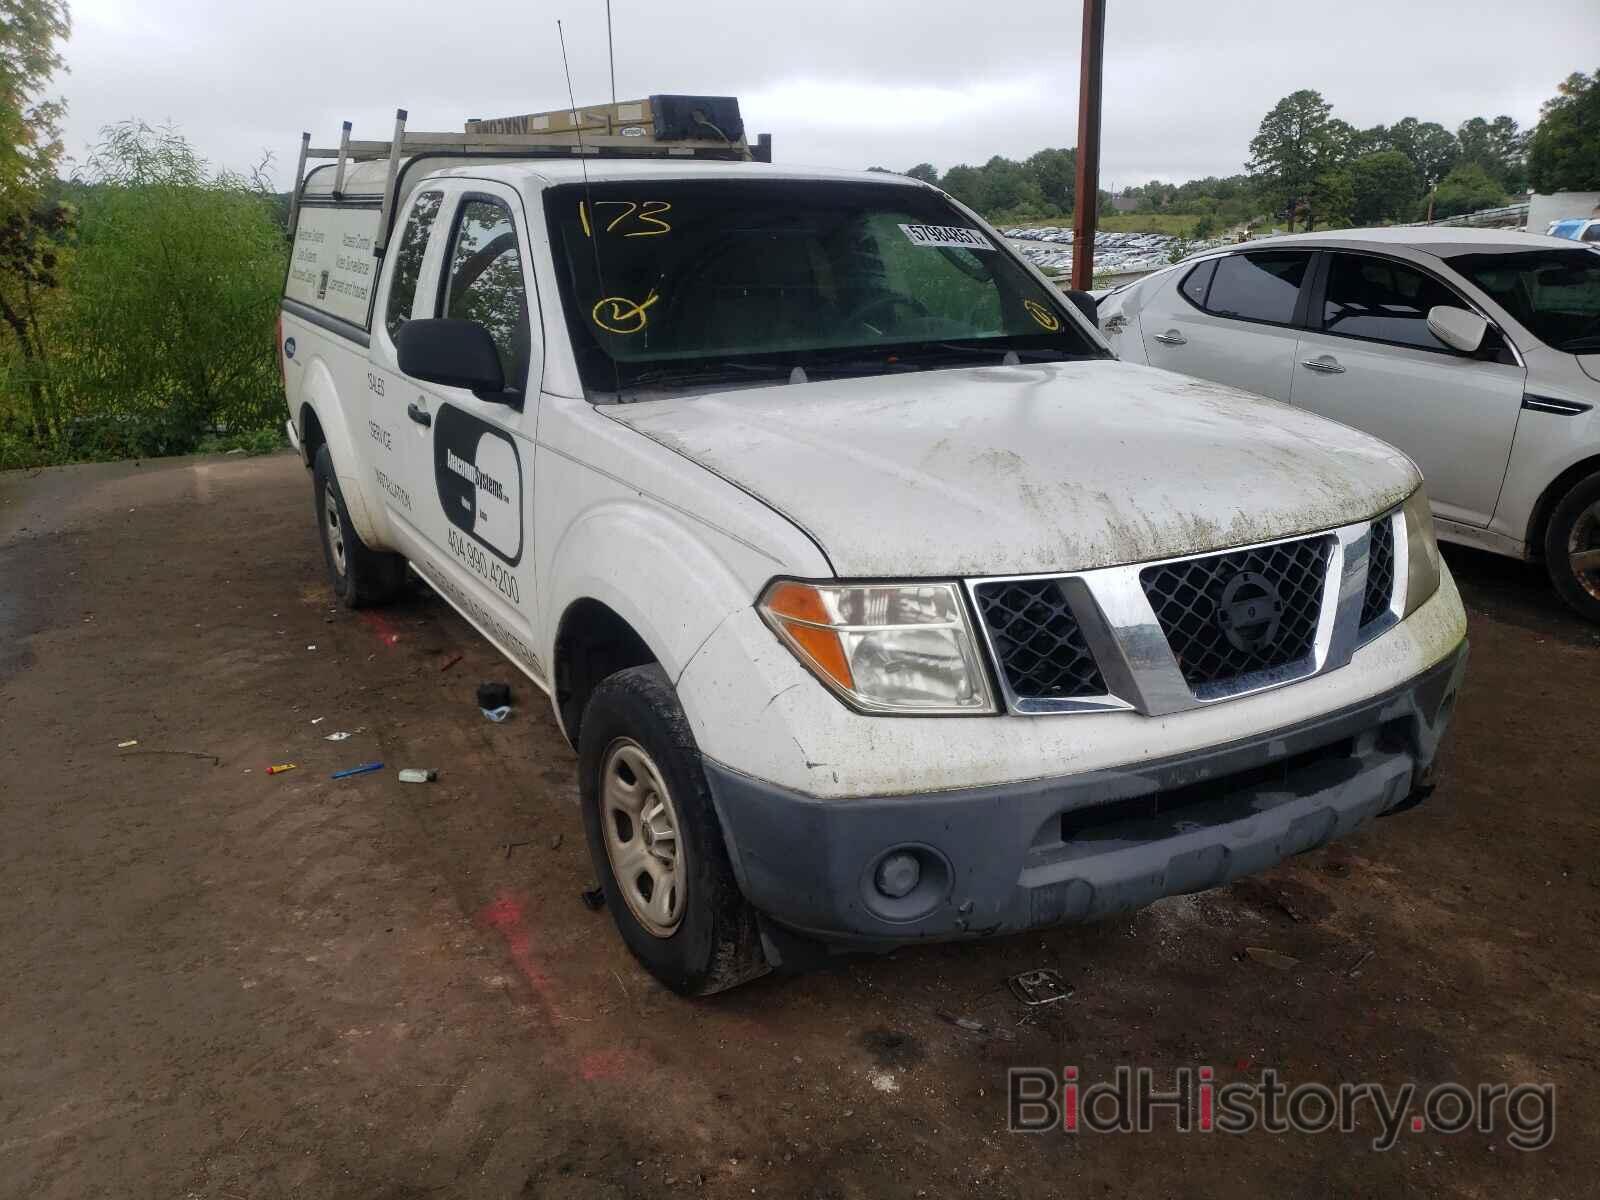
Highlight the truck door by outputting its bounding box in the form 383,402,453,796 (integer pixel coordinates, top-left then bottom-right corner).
391,181,547,679
367,187,447,548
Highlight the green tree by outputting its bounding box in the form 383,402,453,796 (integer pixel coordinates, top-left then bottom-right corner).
48,121,286,459
1431,162,1506,218
1309,168,1354,230
1457,115,1526,191
904,162,939,184
1350,149,1421,224
1248,90,1347,231
976,155,1030,213
1386,117,1459,189
1024,147,1075,213
938,163,988,212
0,0,71,446
1526,69,1600,193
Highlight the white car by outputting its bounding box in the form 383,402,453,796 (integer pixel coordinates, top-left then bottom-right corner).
1099,228,1600,620
279,99,1466,994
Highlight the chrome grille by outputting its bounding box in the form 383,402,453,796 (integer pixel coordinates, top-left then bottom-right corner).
1140,536,1333,695
973,579,1107,701
1360,516,1396,628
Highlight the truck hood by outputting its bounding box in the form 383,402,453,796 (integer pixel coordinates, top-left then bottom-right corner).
606,360,1420,577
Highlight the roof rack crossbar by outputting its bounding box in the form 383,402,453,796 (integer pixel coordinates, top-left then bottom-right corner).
332,120,352,197
286,131,310,234
293,99,768,248
373,109,409,254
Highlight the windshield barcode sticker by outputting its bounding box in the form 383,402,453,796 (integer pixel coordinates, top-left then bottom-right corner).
899,223,994,251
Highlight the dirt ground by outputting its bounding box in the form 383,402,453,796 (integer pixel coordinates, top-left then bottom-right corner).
1,451,1596,1200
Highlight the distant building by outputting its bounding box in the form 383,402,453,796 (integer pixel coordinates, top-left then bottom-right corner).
1110,195,1139,213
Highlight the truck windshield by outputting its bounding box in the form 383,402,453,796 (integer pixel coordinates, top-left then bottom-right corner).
1447,247,1600,354
542,179,1103,397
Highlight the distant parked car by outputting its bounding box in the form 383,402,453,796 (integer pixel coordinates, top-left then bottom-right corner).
1098,228,1600,620
1547,218,1600,243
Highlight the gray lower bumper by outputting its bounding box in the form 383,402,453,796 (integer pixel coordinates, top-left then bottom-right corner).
703,642,1466,949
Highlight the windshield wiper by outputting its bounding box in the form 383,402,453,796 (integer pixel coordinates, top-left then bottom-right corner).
1557,335,1600,353
623,361,794,390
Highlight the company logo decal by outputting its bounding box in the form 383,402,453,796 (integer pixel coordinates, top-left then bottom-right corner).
433,405,523,567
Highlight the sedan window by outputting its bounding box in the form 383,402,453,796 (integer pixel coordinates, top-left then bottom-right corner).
1321,253,1463,352
1449,248,1600,354
1178,259,1216,308
1201,252,1310,325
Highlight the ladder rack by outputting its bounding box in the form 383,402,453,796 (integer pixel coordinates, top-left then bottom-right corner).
288,97,768,253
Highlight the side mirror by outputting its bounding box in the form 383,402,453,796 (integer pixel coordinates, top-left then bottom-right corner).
1426,305,1487,354
1064,289,1099,326
396,319,507,397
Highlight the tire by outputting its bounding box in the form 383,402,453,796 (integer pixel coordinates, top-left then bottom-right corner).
577,664,768,996
1543,470,1600,624
312,445,406,608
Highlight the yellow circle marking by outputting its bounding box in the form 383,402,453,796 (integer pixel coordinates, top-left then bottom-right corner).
591,288,660,335
1024,299,1061,331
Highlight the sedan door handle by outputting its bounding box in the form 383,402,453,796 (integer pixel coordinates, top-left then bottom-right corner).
1301,355,1345,375
406,401,432,427
1153,329,1187,346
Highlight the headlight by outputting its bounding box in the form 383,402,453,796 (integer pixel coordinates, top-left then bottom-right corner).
1401,486,1442,617
758,580,996,713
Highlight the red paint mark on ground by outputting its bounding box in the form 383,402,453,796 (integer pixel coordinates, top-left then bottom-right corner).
476,889,644,1084
477,890,561,1019
358,611,401,647
579,1049,633,1082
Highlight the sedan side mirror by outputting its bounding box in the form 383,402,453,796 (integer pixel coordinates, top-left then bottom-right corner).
1064,289,1099,326
1426,305,1488,354
396,318,507,398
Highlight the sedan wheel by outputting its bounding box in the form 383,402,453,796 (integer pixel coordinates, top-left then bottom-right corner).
1568,499,1600,602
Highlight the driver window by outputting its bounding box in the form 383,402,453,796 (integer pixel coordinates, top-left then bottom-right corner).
441,199,532,391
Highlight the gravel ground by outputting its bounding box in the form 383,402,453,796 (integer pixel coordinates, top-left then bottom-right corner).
1,452,1596,1199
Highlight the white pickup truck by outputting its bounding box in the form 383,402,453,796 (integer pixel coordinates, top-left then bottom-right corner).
279,98,1468,994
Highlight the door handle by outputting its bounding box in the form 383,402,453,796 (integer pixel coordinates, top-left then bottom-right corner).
406,401,432,427
1301,355,1345,375
1153,330,1187,346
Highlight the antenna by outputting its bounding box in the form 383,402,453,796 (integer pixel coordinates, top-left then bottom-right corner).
558,19,623,402
606,0,616,105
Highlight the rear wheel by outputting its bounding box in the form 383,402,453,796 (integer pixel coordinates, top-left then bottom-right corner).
577,664,768,995
312,445,405,608
1544,470,1600,623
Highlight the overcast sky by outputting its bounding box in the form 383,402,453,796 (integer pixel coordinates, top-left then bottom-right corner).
54,0,1582,190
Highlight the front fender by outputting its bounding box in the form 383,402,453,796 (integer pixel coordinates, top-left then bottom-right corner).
542,497,765,695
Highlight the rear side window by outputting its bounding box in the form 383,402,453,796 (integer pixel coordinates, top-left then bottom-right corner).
1202,252,1310,325
1178,259,1216,308
441,198,532,391
385,190,443,339
1321,253,1462,352
1583,224,1600,244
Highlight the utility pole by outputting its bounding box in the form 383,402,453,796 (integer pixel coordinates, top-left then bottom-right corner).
1070,0,1107,292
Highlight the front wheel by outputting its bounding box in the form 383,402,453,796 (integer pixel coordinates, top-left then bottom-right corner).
1544,471,1600,624
577,664,768,995
312,445,406,608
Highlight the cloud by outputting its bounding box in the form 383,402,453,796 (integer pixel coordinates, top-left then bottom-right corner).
55,0,1584,189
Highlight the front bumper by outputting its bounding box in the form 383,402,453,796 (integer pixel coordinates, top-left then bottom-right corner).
704,640,1466,949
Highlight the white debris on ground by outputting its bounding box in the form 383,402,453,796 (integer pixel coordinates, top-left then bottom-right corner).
868,1070,901,1094
1002,226,1232,279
